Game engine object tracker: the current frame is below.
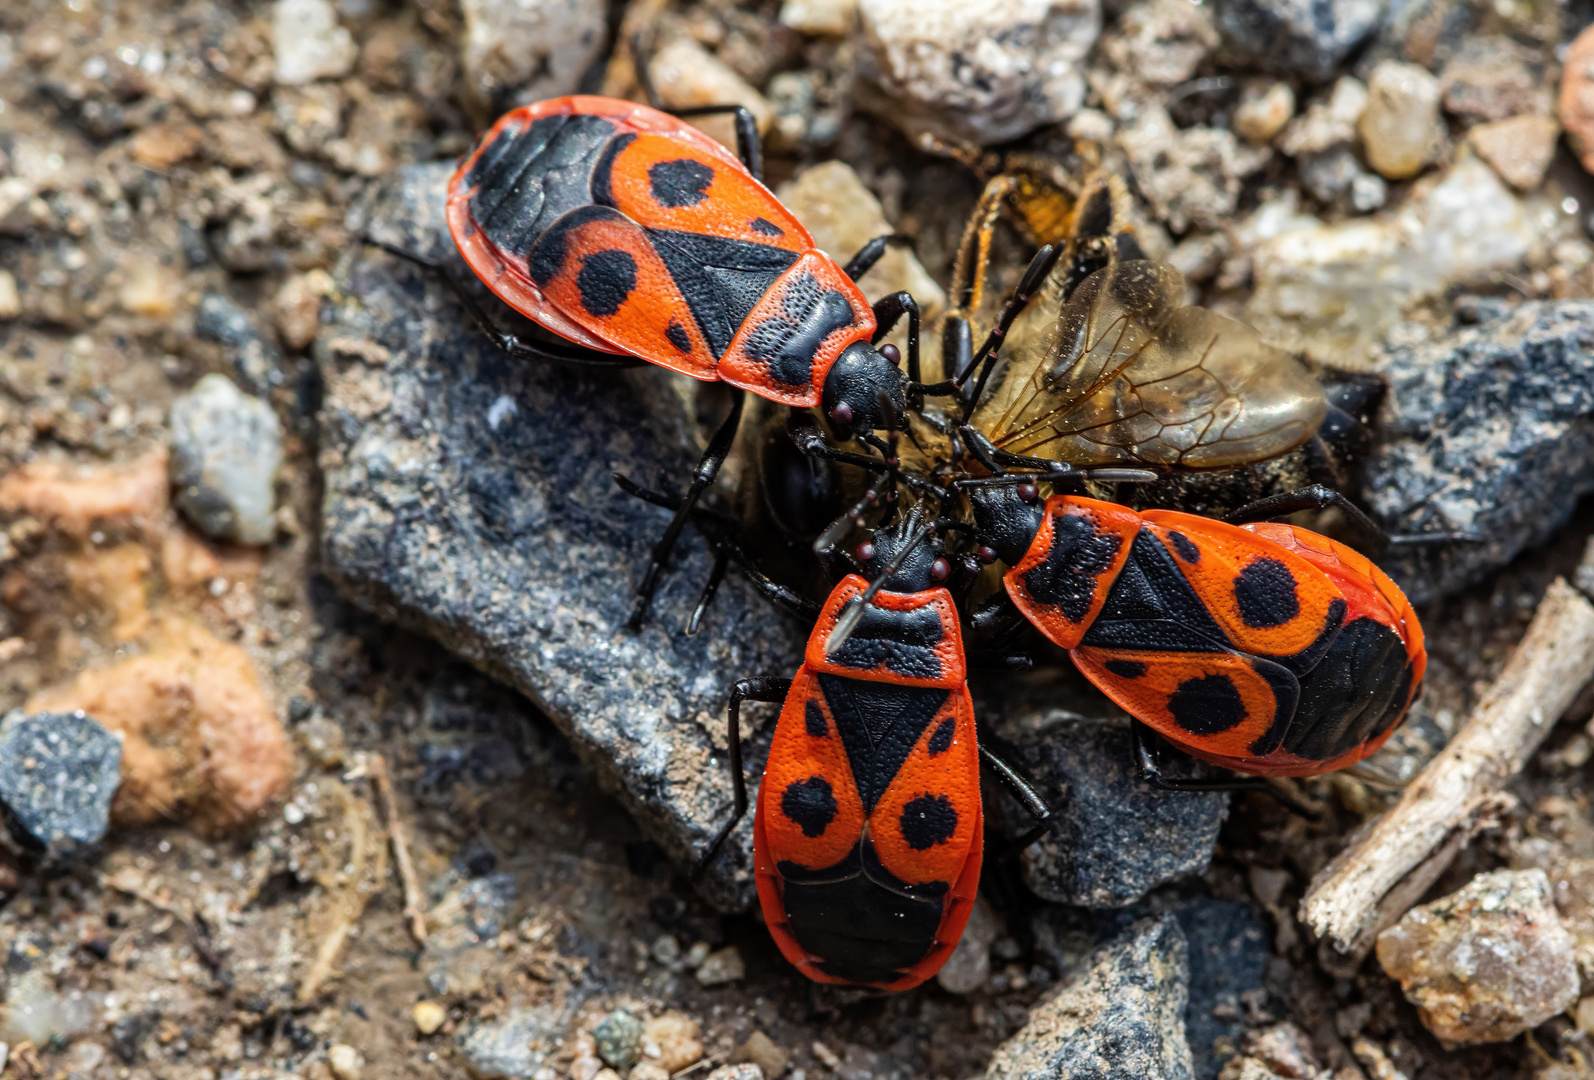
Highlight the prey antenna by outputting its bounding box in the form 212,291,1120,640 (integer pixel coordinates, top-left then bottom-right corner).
824,512,939,656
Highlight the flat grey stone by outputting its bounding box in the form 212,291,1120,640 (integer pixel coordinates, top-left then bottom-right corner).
321,162,802,910
985,914,1194,1080
1364,302,1594,603
1000,703,1228,909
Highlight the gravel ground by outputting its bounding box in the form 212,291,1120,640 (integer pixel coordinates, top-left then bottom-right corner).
3,1,1594,1079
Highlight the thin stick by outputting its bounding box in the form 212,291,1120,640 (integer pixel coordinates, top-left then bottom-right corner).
1301,577,1594,952
370,753,428,945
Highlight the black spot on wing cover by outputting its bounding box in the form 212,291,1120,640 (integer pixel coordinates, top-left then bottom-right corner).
782,776,839,837
1234,558,1301,628
575,249,637,317
900,794,958,850
805,700,829,738
927,717,956,755
1021,511,1125,623
647,158,715,207
1167,673,1247,735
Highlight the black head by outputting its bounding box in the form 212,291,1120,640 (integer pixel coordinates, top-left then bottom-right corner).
964,482,1045,566
821,341,909,438
855,503,948,593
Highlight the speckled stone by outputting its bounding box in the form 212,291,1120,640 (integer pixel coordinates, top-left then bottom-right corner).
325,163,803,911
986,915,1193,1080
0,710,121,863
1363,302,1594,603
1377,869,1578,1046
1214,0,1386,80
1004,706,1228,908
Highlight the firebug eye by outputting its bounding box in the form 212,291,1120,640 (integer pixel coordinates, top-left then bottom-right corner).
976,545,998,565
856,541,875,563
830,402,854,427
1016,481,1039,503
930,558,951,581
880,343,901,366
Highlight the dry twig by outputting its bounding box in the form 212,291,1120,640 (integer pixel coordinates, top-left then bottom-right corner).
1301,576,1594,954
369,752,428,944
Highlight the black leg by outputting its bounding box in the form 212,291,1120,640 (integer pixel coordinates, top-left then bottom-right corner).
957,244,1063,422
688,551,730,636
696,677,792,876
967,652,1035,671
869,291,922,385
786,412,942,500
842,233,913,282
1223,484,1392,557
614,472,822,624
979,744,1055,854
1131,721,1320,819
361,236,643,368
667,105,763,182
629,390,747,630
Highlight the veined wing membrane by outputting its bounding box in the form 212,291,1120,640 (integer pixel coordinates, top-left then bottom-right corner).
975,259,1327,468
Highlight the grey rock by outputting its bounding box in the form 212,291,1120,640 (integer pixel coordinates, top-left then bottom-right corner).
194,292,284,394
1215,0,1387,81
1363,302,1594,603
592,1009,643,1070
986,915,1193,1080
857,0,1100,146
704,1067,765,1080
323,163,802,910
1172,899,1267,1080
169,373,284,546
459,0,606,112
457,1005,566,1079
0,710,121,862
1004,706,1228,908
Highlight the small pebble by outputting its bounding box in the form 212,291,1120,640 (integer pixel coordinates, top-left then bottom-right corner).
1577,996,1594,1034
643,1013,703,1073
327,1044,361,1080
272,0,357,85
1377,868,1579,1045
591,1009,643,1070
168,373,284,545
705,1067,764,1080
733,1031,788,1078
1359,60,1446,180
0,271,18,319
1560,24,1594,175
272,271,329,351
412,1000,446,1036
459,0,607,108
779,0,858,35
695,946,746,986
1468,114,1559,191
1233,80,1295,143
631,1065,669,1080
131,121,204,169
648,36,773,137
119,258,177,317
0,710,121,862
858,0,1099,146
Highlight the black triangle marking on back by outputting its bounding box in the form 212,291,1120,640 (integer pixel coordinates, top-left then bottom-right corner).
645,228,798,357
816,673,949,815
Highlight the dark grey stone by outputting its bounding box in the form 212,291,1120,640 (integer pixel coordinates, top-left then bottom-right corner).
1215,0,1388,80
1172,899,1268,1080
1001,705,1228,908
0,710,121,862
985,915,1193,1080
194,292,285,394
1364,302,1594,603
321,163,802,910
